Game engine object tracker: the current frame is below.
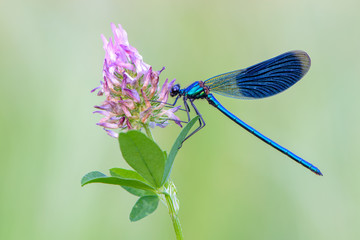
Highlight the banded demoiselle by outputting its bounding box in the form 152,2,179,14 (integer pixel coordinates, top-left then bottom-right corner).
169,50,322,176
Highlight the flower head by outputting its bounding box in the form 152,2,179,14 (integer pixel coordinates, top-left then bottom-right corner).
92,23,182,138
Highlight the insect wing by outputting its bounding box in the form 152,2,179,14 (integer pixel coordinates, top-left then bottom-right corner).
204,50,311,99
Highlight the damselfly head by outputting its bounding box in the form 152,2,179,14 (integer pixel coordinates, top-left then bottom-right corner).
170,84,180,97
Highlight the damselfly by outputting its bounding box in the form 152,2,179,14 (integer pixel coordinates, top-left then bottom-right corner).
169,51,322,176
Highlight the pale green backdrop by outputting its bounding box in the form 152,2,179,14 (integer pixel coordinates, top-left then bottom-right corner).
1,0,359,239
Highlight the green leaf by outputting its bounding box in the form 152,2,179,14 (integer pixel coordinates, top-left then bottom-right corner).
162,116,200,184
81,171,155,192
110,168,155,197
118,130,165,188
129,195,159,222
110,168,149,183
121,186,155,197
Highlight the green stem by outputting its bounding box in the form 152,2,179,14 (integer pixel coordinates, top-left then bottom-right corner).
165,193,183,240
143,124,154,141
142,124,182,238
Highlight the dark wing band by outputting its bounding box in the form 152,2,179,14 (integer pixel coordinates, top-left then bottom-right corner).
204,50,311,99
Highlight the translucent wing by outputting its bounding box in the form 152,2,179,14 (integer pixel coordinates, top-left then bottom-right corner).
204,50,311,99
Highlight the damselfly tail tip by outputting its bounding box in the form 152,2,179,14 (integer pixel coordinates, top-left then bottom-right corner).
314,169,323,176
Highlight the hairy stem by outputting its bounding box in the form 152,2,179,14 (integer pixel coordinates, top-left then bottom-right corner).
143,124,183,238
143,124,154,141
165,193,183,240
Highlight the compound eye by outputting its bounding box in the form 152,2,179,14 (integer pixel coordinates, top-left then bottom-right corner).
170,84,180,97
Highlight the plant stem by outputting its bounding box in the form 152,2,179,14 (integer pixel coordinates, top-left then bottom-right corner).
165,193,183,240
143,124,183,238
143,124,154,141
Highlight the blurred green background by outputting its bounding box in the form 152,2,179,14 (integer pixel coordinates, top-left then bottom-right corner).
1,0,359,239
